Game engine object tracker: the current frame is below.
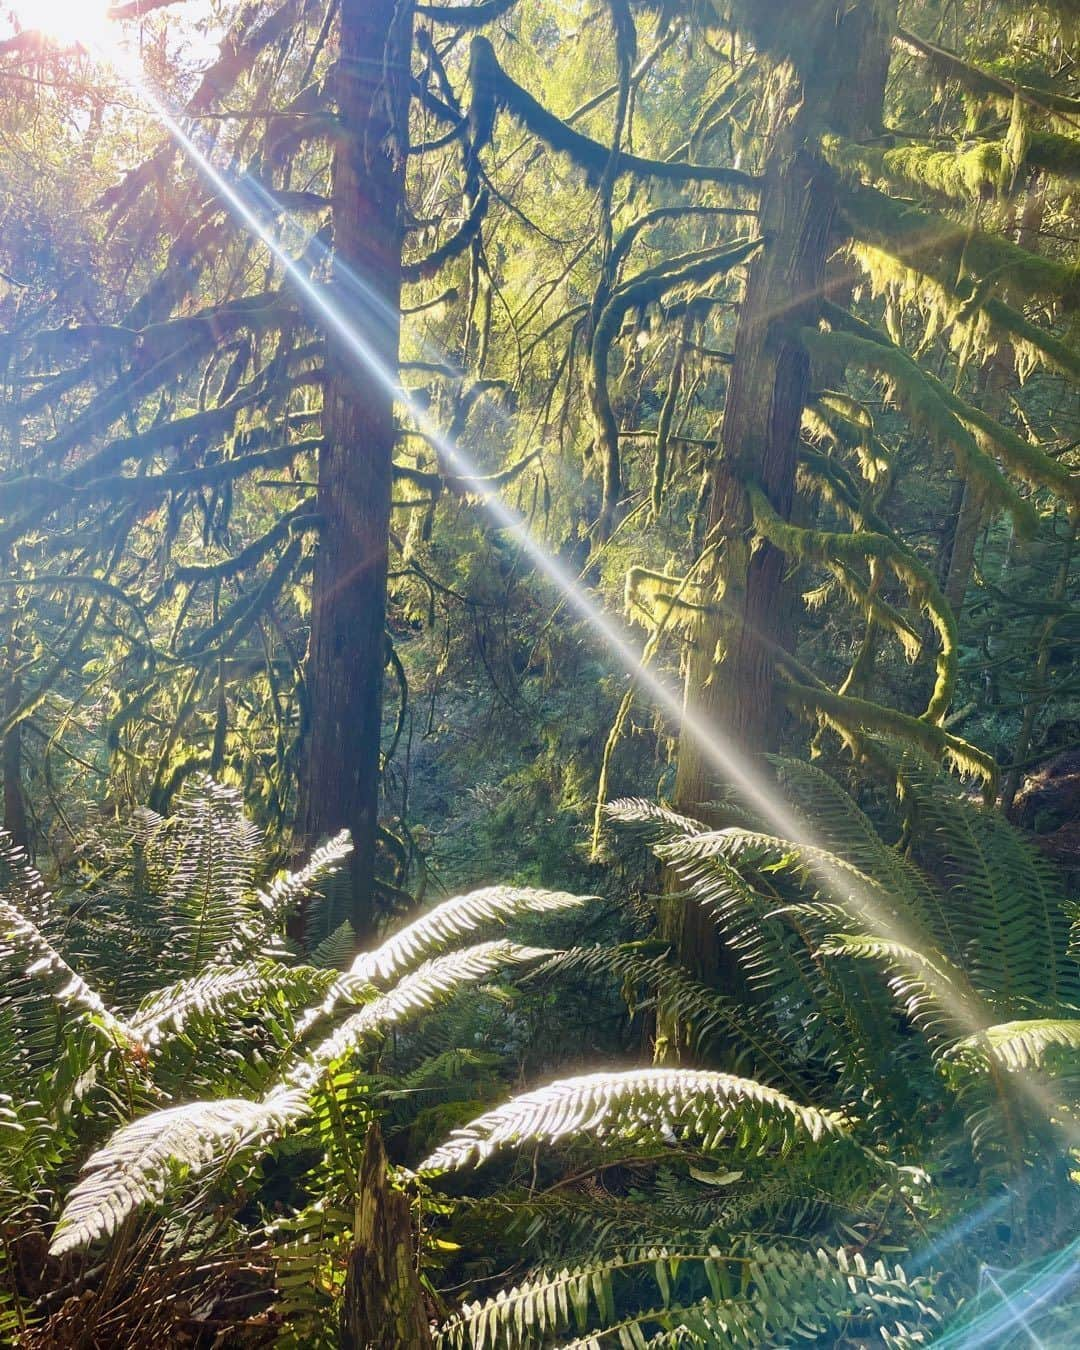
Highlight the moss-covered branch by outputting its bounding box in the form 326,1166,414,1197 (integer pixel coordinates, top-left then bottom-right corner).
402,191,488,284
415,0,519,25
894,26,1080,117
467,36,760,191
779,678,997,788
981,298,1080,384
589,236,764,536
839,182,1080,310
810,310,1078,510
822,132,1080,207
748,482,957,723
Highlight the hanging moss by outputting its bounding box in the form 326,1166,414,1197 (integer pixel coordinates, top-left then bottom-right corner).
982,298,1080,383
839,182,1080,310
804,390,890,483
810,311,1079,510
895,26,1080,117
748,483,958,723
415,0,519,25
779,679,997,789
402,191,489,284
589,236,763,536
625,566,710,633
821,134,1001,204
802,320,1033,529
652,332,686,518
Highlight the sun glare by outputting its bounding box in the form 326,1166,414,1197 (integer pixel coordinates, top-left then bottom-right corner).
12,0,112,48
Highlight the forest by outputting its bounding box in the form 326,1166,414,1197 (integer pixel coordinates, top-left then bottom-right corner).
1,0,1079,1344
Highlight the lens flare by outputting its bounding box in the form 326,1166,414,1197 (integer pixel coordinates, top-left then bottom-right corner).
8,0,111,47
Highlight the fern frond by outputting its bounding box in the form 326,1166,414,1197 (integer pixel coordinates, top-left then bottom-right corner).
420,1068,845,1174
817,933,974,1041
948,1018,1080,1072
771,757,959,947
49,1087,307,1256
130,961,332,1047
298,887,590,1034
435,1243,937,1349
911,780,1080,1008
239,830,352,959
296,942,556,1085
353,886,591,985
0,894,135,1049
159,777,263,975
308,920,357,971
604,798,710,839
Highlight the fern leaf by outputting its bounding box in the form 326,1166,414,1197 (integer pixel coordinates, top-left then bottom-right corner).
52,942,553,1253
435,1243,937,1349
247,830,353,950
130,961,332,1046
296,941,556,1085
298,887,589,1034
818,933,975,1041
160,777,263,975
353,886,591,985
949,1018,1080,1072
49,1087,307,1256
420,1068,845,1174
604,798,710,838
0,895,135,1049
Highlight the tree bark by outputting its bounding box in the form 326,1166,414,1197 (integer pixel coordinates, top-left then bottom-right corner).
301,0,413,939
665,1,895,989
340,1123,432,1349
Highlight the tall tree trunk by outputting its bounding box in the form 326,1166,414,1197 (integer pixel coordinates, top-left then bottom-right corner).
665,1,895,989
301,0,413,939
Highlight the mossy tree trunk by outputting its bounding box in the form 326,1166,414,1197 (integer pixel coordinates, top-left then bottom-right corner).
665,0,895,993
340,1123,432,1349
301,0,413,938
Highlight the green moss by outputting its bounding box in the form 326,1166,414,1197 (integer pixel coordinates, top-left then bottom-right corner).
803,319,1033,528
839,182,1080,310
625,566,709,633
748,483,958,723
821,134,1001,203
823,125,1080,206
780,680,997,788
983,298,1080,383
810,311,1079,509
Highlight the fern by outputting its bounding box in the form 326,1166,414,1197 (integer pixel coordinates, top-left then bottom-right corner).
420,1068,846,1173
158,778,265,975
435,1243,938,1348
298,885,590,1033
0,884,135,1052
296,941,558,1083
49,1088,308,1257
948,1018,1080,1072
51,941,558,1253
353,885,591,985
130,961,332,1047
